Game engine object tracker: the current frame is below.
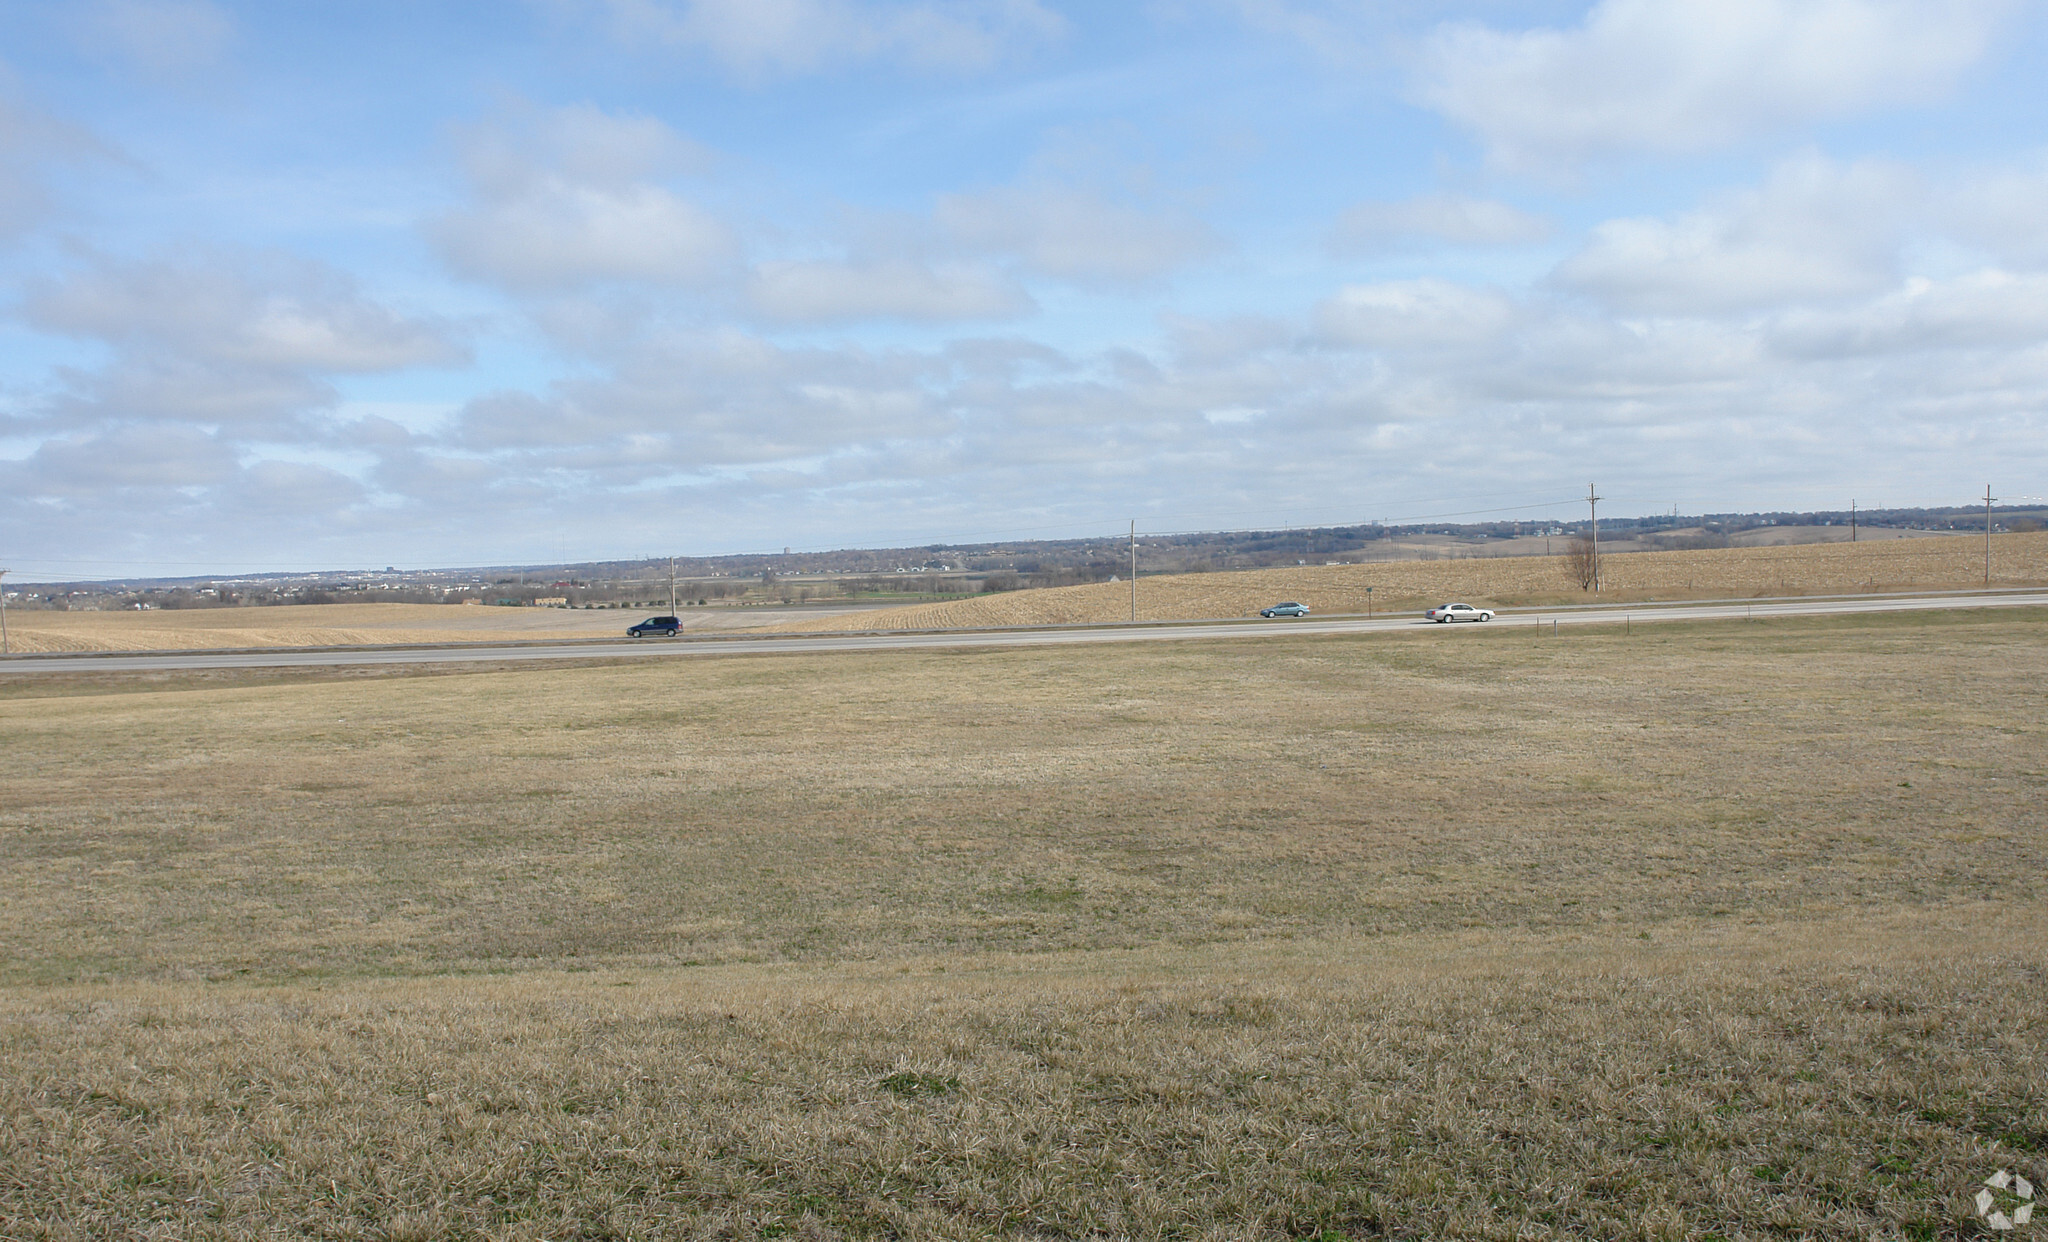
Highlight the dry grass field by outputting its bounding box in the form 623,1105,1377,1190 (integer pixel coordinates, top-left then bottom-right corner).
2,610,2044,1238
0,601,853,655
778,531,2048,631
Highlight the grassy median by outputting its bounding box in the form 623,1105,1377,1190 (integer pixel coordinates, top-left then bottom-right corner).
2,609,2043,1238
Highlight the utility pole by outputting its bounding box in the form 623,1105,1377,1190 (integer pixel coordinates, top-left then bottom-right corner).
1129,520,1137,622
1850,499,1856,543
668,557,677,614
1985,484,1996,587
1587,483,1602,593
0,568,9,654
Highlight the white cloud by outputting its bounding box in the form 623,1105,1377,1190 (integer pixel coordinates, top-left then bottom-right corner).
456,101,713,195
1937,151,2048,266
233,459,368,512
1317,278,1519,350
46,358,331,427
0,89,118,239
1769,269,2048,357
1162,313,1295,365
16,276,2048,570
937,185,1217,284
27,251,465,374
585,0,1064,76
1552,155,1915,314
16,250,464,441
747,258,1032,322
430,104,736,292
1418,0,2008,173
20,424,237,492
1330,192,1552,252
435,182,736,292
446,329,956,467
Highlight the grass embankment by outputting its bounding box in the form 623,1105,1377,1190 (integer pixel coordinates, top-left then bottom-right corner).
2,611,2044,1237
0,601,859,655
0,602,641,654
776,530,2048,631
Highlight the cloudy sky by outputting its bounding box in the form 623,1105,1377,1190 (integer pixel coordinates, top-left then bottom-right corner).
3,0,2045,577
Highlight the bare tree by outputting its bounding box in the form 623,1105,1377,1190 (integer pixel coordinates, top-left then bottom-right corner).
1563,533,1598,590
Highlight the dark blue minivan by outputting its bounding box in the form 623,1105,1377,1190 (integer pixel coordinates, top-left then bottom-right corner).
627,615,682,637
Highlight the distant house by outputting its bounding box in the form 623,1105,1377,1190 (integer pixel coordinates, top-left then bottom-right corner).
532,597,568,607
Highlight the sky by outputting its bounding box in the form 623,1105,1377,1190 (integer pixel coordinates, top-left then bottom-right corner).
2,0,2046,578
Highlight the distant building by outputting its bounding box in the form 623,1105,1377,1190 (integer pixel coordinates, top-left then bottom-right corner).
532,597,568,607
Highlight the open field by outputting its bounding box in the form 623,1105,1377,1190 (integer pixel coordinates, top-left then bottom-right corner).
0,601,862,655
778,531,2048,631
2,611,2044,1237
5,918,2043,1241
1310,521,1959,562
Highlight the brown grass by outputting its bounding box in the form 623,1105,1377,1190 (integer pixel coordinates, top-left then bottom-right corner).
2,611,2043,1237
775,531,2048,631
5,918,2042,1241
0,601,844,654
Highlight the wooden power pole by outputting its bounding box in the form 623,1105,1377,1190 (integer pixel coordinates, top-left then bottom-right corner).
1587,483,1602,593
1985,485,1997,587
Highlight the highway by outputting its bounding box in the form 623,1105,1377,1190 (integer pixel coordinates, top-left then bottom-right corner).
3,590,2045,675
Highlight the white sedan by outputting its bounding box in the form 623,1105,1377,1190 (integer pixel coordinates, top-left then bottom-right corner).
1425,602,1494,623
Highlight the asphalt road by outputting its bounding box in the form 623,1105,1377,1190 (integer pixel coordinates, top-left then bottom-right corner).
4,590,2045,675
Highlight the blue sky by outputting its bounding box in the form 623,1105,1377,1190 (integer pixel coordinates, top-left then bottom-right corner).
3,0,2045,577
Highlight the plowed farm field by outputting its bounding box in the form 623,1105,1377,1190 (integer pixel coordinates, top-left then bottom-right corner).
778,530,2048,631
